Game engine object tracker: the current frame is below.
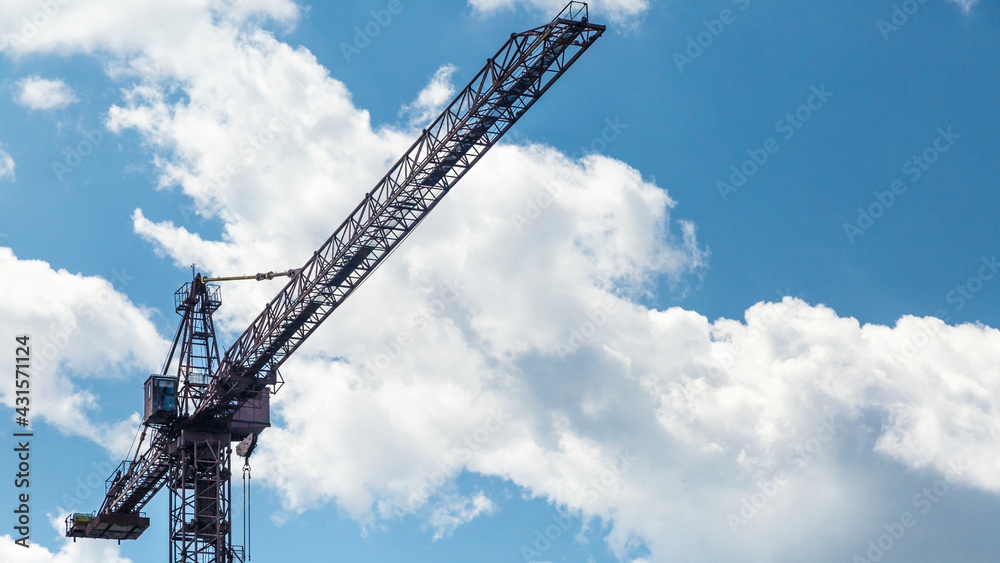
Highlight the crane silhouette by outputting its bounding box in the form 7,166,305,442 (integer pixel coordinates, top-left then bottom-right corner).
66,3,604,561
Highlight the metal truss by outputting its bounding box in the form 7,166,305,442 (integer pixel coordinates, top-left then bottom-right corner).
199,0,605,421
168,431,234,563
72,3,604,560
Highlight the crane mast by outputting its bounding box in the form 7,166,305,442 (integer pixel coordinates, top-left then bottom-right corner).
66,3,604,562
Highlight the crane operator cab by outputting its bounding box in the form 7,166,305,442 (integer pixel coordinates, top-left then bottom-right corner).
144,375,177,425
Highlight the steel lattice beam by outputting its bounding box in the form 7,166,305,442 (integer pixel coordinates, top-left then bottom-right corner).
77,0,604,541
199,1,604,421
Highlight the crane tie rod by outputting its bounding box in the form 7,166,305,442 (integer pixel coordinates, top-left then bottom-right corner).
198,269,301,284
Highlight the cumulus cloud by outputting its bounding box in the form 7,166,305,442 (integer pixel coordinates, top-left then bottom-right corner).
252,294,1000,560
428,492,495,540
467,0,649,27
400,64,458,127
0,247,167,455
95,8,705,550
4,0,999,560
0,145,13,180
108,15,997,552
0,0,299,57
15,76,77,110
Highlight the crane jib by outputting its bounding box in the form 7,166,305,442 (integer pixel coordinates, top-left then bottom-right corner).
210,10,605,409
69,1,605,548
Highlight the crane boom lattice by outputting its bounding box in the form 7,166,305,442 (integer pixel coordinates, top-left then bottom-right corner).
66,3,604,562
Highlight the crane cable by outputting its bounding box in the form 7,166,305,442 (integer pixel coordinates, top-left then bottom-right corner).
242,457,251,562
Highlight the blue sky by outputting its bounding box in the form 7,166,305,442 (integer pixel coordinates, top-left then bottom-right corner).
1,0,999,562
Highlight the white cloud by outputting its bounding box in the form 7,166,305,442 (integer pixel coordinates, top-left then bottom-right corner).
101,13,706,547
0,0,299,58
0,145,13,180
108,21,998,550
467,0,649,27
255,299,1000,560
400,64,458,127
428,492,495,540
15,76,77,110
4,1,999,560
948,0,979,13
0,247,167,455
0,513,131,562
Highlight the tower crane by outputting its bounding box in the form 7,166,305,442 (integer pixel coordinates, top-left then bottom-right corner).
66,3,604,561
